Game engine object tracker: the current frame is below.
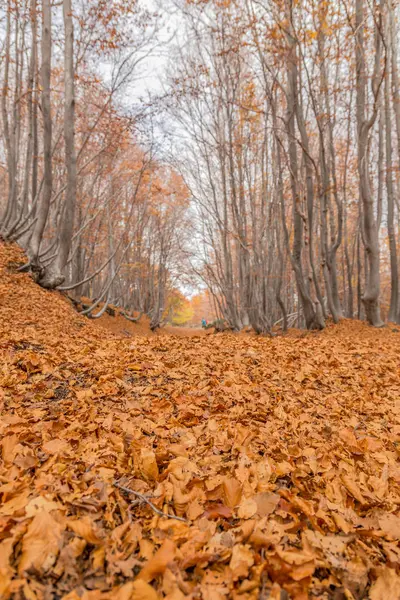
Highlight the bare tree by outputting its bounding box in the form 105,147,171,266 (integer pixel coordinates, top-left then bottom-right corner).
40,0,77,288
28,0,53,275
355,0,384,326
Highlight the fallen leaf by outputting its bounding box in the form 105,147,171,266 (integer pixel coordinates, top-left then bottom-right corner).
223,477,242,508
19,510,63,574
42,438,70,455
202,504,233,520
341,475,366,505
25,496,62,517
254,492,280,517
139,449,159,482
229,544,254,580
237,497,258,519
67,517,104,545
0,490,30,516
378,513,400,540
137,539,176,582
131,580,159,599
369,567,400,600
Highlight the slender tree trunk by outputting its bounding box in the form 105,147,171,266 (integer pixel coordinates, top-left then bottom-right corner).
357,228,362,319
283,2,324,330
388,0,400,322
355,0,384,326
6,0,37,240
1,2,15,231
389,0,400,170
28,0,53,268
40,0,77,288
384,42,398,322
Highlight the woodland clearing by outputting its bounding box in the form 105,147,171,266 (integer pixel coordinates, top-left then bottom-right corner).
1,243,400,599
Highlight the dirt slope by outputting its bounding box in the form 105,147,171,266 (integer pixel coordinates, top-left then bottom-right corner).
1,243,400,599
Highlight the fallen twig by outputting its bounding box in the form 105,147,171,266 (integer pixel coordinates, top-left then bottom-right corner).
113,480,188,523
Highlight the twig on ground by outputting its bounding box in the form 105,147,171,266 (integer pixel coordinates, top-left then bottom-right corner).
113,480,188,523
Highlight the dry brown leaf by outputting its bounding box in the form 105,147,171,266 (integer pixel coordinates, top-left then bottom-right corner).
254,492,280,517
378,513,400,539
223,477,242,508
42,438,70,454
202,504,233,520
19,510,63,574
290,561,315,581
341,475,366,505
130,580,159,600
276,549,315,566
369,567,400,600
25,495,62,517
137,539,176,582
186,499,204,520
275,460,293,477
67,517,104,545
0,490,30,517
0,569,12,600
237,497,258,519
1,434,18,464
229,544,254,581
139,448,159,482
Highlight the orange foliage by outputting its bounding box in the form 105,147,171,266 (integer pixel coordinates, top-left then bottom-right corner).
2,243,400,597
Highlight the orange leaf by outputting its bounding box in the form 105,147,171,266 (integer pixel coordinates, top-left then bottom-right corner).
137,539,176,582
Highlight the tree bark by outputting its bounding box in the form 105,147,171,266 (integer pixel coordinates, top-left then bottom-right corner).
283,0,324,330
355,0,384,326
28,0,53,269
388,0,400,323
40,0,77,288
384,37,398,322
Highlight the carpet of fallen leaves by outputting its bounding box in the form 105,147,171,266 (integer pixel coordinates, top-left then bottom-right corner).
1,243,400,600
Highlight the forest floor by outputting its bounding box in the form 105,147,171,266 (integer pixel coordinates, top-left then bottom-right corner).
94,311,206,339
1,242,400,600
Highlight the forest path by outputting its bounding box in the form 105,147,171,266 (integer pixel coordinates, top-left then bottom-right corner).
93,311,206,338
1,242,400,599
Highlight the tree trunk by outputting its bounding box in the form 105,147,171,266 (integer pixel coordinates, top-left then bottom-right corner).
1,2,15,231
40,0,77,288
282,1,324,330
355,0,384,326
388,0,400,323
28,0,53,269
384,41,398,322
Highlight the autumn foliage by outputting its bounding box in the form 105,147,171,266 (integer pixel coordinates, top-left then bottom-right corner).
1,242,400,599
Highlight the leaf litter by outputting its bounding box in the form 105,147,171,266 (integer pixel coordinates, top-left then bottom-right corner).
1,243,400,599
